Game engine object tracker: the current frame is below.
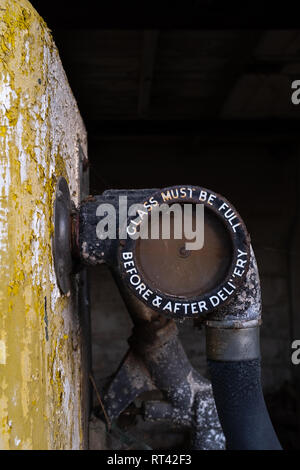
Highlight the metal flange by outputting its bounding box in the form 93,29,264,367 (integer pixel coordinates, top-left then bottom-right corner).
52,177,73,295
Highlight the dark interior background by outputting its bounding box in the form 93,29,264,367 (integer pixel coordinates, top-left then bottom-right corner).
31,1,300,449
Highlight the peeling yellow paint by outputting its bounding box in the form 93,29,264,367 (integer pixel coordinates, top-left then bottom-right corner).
0,0,87,450
0,340,6,364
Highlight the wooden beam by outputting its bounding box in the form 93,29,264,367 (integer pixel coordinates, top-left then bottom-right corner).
30,1,300,29
87,119,300,142
208,31,265,117
138,31,159,118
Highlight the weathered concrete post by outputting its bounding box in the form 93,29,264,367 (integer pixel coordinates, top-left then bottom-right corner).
0,0,88,449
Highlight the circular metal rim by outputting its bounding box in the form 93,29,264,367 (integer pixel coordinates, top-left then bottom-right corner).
119,185,251,319
52,177,72,295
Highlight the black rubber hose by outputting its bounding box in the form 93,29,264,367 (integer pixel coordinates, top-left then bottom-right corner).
208,359,282,450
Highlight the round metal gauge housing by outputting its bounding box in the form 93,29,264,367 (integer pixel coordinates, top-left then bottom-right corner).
119,185,250,319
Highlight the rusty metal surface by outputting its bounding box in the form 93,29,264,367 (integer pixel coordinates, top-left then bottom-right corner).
78,189,155,266
102,350,156,422
135,207,233,297
204,245,262,363
206,326,261,361
77,185,251,319
205,245,261,324
101,284,225,450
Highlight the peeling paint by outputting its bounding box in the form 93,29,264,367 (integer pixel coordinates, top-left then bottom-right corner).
0,0,87,449
0,340,6,364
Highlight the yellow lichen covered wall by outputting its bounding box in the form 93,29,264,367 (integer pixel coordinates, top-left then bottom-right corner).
0,0,87,449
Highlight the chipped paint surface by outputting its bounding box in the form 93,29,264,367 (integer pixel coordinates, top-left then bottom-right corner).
0,0,87,449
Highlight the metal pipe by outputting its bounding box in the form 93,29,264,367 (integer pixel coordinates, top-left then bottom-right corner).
112,273,225,449
74,185,283,449
205,246,282,450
